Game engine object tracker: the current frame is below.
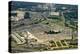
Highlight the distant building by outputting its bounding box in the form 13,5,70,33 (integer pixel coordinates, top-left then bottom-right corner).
50,12,60,16
11,9,30,21
16,10,25,21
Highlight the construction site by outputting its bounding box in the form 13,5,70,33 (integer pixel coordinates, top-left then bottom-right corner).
9,1,78,53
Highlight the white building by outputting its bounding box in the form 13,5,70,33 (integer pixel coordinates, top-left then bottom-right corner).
11,10,25,21
50,12,60,16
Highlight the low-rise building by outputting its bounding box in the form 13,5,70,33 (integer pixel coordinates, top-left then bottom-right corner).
50,12,60,16
11,10,25,21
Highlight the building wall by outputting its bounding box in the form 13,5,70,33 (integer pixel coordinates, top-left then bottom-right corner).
16,10,25,21
50,12,60,16
11,10,25,21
